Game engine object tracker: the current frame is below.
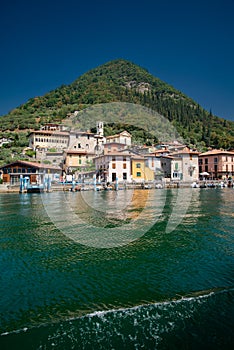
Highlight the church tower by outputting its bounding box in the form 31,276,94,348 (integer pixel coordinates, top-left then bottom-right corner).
96,121,104,137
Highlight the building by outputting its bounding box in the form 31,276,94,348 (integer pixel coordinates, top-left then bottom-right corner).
144,154,165,179
131,156,154,182
64,150,95,174
0,160,61,185
68,131,98,152
29,130,70,151
94,151,132,183
169,147,199,182
68,122,105,155
94,151,154,184
199,149,234,179
105,130,132,146
103,142,126,154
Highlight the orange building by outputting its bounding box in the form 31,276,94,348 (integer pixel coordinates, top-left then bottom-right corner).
199,149,234,179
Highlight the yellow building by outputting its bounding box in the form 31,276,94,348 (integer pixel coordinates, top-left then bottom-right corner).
131,156,154,182
64,150,94,172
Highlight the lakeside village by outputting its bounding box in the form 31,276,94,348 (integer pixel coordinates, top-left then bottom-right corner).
0,121,234,193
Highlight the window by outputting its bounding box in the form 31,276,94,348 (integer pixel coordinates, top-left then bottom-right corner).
205,165,208,172
78,143,81,148
112,163,116,169
214,157,218,163
136,163,141,168
123,156,126,161
123,163,127,169
112,156,116,161
123,172,127,180
199,159,203,165
136,172,141,177
205,158,208,164
79,160,82,165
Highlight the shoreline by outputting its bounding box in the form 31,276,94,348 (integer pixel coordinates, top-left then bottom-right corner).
0,180,233,193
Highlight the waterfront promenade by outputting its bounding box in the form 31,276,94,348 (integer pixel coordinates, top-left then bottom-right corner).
0,179,233,193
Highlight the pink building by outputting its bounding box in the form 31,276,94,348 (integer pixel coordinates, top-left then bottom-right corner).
199,149,234,179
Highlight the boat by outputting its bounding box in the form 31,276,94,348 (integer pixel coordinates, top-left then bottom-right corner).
26,184,44,193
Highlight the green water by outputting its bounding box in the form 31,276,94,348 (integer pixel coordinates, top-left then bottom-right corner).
0,188,233,349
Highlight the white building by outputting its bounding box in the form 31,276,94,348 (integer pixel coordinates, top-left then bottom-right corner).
144,154,165,179
170,147,199,182
94,151,132,183
29,130,70,151
105,130,132,146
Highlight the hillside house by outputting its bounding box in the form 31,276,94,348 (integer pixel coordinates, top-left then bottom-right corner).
105,130,132,146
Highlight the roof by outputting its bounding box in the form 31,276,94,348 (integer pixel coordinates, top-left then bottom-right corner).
103,142,126,147
65,150,88,155
70,131,96,136
170,147,199,156
106,130,132,139
29,130,70,136
199,149,234,156
0,160,61,171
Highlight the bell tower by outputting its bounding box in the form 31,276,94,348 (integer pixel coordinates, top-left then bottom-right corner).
96,121,104,137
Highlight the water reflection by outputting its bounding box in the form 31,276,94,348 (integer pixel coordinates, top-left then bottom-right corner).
41,189,167,248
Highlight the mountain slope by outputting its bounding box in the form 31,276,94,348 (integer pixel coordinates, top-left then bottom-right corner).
0,59,234,150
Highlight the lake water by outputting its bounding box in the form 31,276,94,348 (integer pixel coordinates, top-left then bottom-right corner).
0,188,233,349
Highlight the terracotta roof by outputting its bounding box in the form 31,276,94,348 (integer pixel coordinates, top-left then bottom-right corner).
0,160,61,170
104,142,126,146
199,149,234,156
66,150,87,154
106,130,131,139
170,147,199,156
70,131,95,136
29,130,70,136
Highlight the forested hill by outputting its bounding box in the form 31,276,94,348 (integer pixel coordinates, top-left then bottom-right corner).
0,59,234,150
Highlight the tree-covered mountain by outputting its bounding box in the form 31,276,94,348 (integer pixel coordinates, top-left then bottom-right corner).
1,59,234,152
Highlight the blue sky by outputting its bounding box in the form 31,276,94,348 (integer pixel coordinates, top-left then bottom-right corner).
1,0,234,120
